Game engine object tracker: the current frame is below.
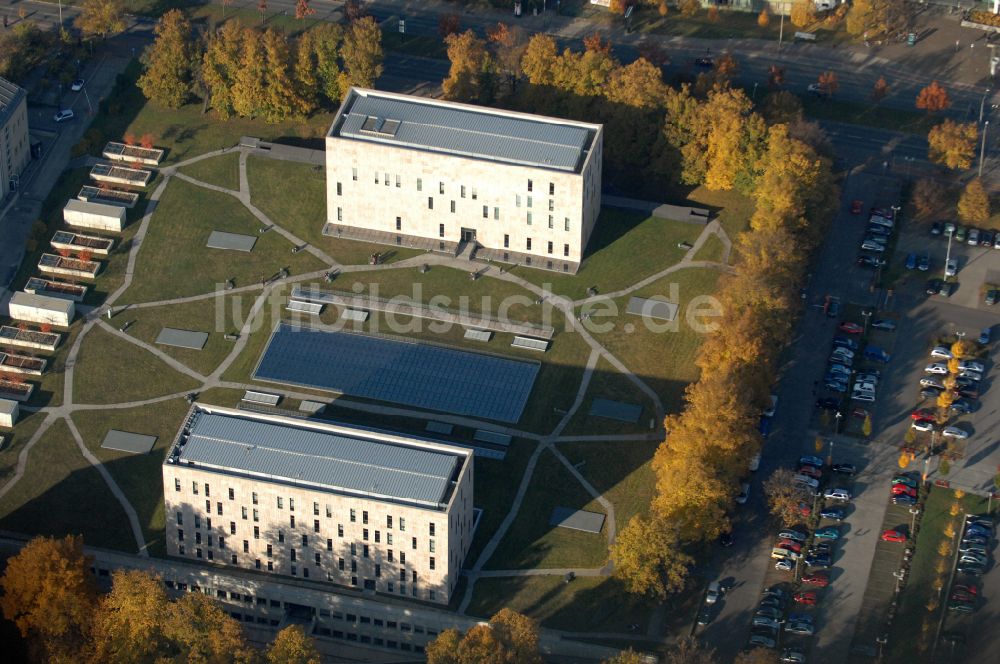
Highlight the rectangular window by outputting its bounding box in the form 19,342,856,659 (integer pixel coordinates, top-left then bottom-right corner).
564,244,570,257
526,238,532,251
313,502,319,516
387,533,393,545
384,172,389,187
231,554,237,565
471,187,478,200
494,207,499,220
548,199,554,212
564,217,570,232
430,523,435,537
461,185,466,198
395,174,401,188
255,559,260,569
205,499,211,512
349,509,356,522
374,172,379,184
315,552,321,565
220,537,225,549
412,571,417,583
243,540,249,553
291,549,297,562
336,182,342,196
176,512,183,525
207,551,214,561
338,524,344,537
400,552,405,565
290,515,295,528
439,182,445,195
416,178,422,191
350,543,356,556
192,481,198,495
253,526,259,539
527,196,533,209
516,194,521,208
196,548,202,559
363,545,369,558
267,561,273,571
362,511,368,525
289,499,295,512
252,509,259,522
395,217,401,231
208,534,213,546
527,179,533,192
549,182,555,195
302,534,308,546
388,549,394,562
241,507,247,520
267,544,272,558
177,528,184,541
503,234,509,249
400,570,406,582
400,518,405,531
548,215,554,229
352,167,358,181
430,557,435,570
230,522,236,535
178,544,185,555
251,492,258,505
483,205,488,218
204,483,210,497
387,515,393,529
375,531,381,543
174,478,181,492
375,564,381,578
547,241,553,254
429,539,436,553
228,488,234,500
439,224,445,238
336,207,342,222
339,558,345,571
278,531,284,543
326,505,332,518
428,197,433,210
412,537,417,550
314,520,320,533
451,200,456,213
527,212,532,225
327,538,333,551
363,529,369,541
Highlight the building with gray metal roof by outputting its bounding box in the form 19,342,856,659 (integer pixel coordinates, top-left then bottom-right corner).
163,404,474,605
325,88,603,273
0,77,30,201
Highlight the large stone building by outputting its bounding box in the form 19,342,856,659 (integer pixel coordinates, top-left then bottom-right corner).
0,77,30,201
163,404,474,606
325,88,603,273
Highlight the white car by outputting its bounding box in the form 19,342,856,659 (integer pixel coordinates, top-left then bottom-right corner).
824,488,852,501
930,346,953,359
53,109,74,123
749,453,761,472
851,392,875,402
942,427,969,440
911,421,934,432
736,482,751,505
959,370,983,382
764,394,778,418
70,78,85,92
706,581,721,604
861,240,887,252
958,360,985,373
869,216,894,228
831,348,855,360
945,258,958,277
925,363,949,374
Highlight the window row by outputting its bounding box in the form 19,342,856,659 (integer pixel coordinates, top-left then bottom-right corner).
347,170,556,197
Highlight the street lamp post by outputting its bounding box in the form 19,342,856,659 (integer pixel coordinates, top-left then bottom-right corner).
909,507,920,533
980,120,990,178
827,438,835,466
981,88,992,125
943,232,953,282
862,310,872,336
835,411,843,434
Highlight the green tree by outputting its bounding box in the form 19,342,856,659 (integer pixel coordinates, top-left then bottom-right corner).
927,120,977,170
294,31,319,114
75,0,126,39
202,20,245,118
0,536,98,662
957,177,990,224
137,10,197,108
267,625,321,664
261,28,306,121
612,515,694,598
341,16,383,89
311,23,345,103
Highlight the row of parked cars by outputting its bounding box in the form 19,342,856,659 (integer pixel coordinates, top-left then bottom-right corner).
822,322,892,403
912,346,988,433
930,221,1000,249
946,515,994,622
858,207,897,257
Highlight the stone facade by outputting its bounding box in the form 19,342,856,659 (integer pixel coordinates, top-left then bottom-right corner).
326,89,603,274
162,406,474,606
0,77,30,201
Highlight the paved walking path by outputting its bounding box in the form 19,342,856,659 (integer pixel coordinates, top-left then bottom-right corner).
0,145,732,642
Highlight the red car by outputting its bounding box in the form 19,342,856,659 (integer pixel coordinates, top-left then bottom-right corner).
910,409,936,423
850,200,863,215
954,583,978,595
793,591,818,605
798,503,812,517
801,572,830,587
839,322,864,334
799,465,823,480
777,539,802,553
891,484,917,497
881,529,907,543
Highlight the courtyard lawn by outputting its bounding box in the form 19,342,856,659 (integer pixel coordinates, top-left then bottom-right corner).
687,186,754,240
466,575,653,635
513,207,704,301
123,295,250,377
692,233,726,263
466,439,537,567
558,439,660,533
245,156,424,265
0,409,49,487
595,267,723,414
220,284,287,384
0,418,136,551
800,95,933,135
72,325,202,404
79,61,337,167
178,151,241,191
484,447,608,570
560,357,658,437
71,398,193,558
19,321,85,409
119,177,326,303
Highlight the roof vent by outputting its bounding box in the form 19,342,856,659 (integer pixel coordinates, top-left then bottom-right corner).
360,116,381,133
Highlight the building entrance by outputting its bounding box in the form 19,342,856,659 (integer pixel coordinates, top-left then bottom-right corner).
461,228,477,242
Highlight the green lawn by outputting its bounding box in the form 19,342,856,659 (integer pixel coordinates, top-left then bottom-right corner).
466,439,537,567
466,575,653,634
220,284,287,384
800,95,934,135
15,321,85,409
484,447,607,570
561,357,657,437
80,61,337,167
692,233,726,263
122,295,250,377
513,208,704,300
0,410,49,488
71,399,193,558
0,418,136,552
72,325,202,404
381,31,449,59
558,439,660,533
119,177,326,303
178,151,241,191
245,156,424,265
598,267,723,414
889,486,989,664
687,186,754,240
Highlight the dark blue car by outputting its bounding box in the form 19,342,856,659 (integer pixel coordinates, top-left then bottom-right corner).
865,346,891,363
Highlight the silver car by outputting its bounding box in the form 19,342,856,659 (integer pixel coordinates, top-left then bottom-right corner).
958,360,985,373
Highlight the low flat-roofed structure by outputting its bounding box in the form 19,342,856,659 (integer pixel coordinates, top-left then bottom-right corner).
8,291,75,327
63,198,127,232
163,404,474,605
0,399,18,428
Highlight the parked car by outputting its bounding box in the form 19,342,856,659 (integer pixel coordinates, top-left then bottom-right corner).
881,529,907,543
772,547,802,560
800,456,824,468
950,399,975,414
736,482,751,505
956,226,968,242
942,427,970,440
781,649,806,664
821,507,846,521
705,581,722,604
959,552,988,566
823,488,851,502
982,230,995,247
868,225,892,237
926,278,943,295
749,633,777,649
779,529,808,542
931,221,943,235
792,474,820,490
944,222,956,236
856,255,885,268
839,322,864,334
978,327,992,344
939,281,955,297
958,370,983,382
851,392,875,402
987,289,1000,306
798,465,822,480
958,360,985,373
911,421,934,432
904,252,917,269
911,409,936,422
53,109,75,122
893,494,918,506
931,346,954,359
826,381,848,393
865,346,891,363
861,240,887,252
892,485,917,498
792,591,817,605
871,319,897,331
925,363,949,374
804,555,832,569
871,207,896,219
945,258,958,277
815,526,842,539
774,559,795,572
832,463,856,475
957,563,985,576
70,78,85,91
947,600,976,613
801,572,830,587
785,621,815,636
966,516,993,528
918,252,930,271
755,606,784,622
920,388,943,400
968,228,981,245
893,475,918,488
777,539,802,553
753,615,783,630
920,377,945,389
